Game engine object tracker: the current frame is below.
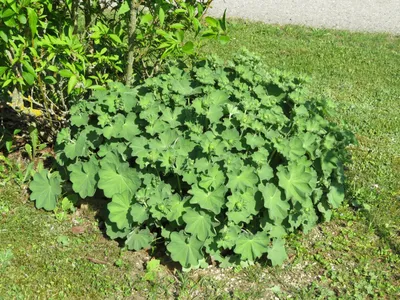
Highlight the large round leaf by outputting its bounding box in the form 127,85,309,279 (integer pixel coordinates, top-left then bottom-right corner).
183,209,216,241
259,183,290,222
68,158,99,198
167,231,204,268
98,161,140,198
234,232,269,262
108,192,132,230
277,164,316,203
125,228,154,251
267,238,288,267
29,170,62,211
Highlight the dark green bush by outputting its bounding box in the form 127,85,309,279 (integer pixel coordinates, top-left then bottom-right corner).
30,51,355,269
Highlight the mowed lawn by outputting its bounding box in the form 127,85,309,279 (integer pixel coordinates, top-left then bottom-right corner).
1,21,399,299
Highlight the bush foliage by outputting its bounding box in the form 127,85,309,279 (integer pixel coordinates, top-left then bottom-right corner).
29,52,355,268
0,0,227,137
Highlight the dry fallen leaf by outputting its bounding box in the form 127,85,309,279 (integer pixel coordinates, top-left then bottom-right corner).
71,226,85,234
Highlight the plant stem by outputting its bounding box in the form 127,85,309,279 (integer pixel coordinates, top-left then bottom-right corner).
71,0,79,34
84,0,92,28
125,0,139,86
268,149,277,165
176,174,182,195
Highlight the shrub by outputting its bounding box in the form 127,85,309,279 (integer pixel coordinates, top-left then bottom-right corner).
0,0,227,139
29,51,355,268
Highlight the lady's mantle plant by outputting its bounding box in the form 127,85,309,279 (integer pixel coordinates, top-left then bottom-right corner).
29,52,355,269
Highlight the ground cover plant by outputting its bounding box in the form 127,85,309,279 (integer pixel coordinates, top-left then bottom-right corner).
1,20,399,298
29,51,355,269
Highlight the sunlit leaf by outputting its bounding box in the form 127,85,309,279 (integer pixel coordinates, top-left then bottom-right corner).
29,170,62,211
267,238,288,266
125,228,153,250
167,231,203,268
183,209,216,241
234,232,269,261
98,161,140,198
68,158,99,198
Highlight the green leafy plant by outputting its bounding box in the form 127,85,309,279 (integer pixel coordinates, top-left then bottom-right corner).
53,194,79,221
24,124,46,160
29,51,355,268
122,0,229,84
143,259,161,282
0,0,228,139
0,115,49,187
0,128,21,153
0,154,37,186
29,169,62,211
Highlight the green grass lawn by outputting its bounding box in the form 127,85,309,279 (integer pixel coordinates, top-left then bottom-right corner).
1,21,399,299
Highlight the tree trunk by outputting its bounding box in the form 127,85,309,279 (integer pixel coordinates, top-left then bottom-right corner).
84,0,91,28
125,0,138,86
71,0,79,34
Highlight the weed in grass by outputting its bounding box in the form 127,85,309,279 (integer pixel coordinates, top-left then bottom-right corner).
0,249,13,270
0,201,9,216
56,235,70,247
0,154,35,187
143,259,161,282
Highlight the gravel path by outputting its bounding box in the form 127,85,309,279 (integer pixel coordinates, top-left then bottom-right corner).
208,0,400,34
